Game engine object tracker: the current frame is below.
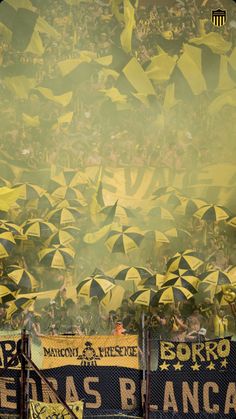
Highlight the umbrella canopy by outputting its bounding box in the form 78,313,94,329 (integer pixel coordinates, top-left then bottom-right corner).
56,199,87,209
47,207,82,225
193,204,230,222
105,225,144,254
37,193,56,210
0,221,22,236
176,198,208,217
152,186,179,199
163,269,199,294
76,277,115,300
22,219,57,238
130,288,156,306
144,230,170,244
50,169,89,189
51,186,86,204
164,228,192,240
166,250,204,272
109,265,153,282
0,177,11,188
62,225,80,238
38,245,75,269
227,216,236,228
6,297,36,319
100,205,135,225
7,266,38,291
154,192,182,207
0,231,16,258
141,273,165,288
148,206,174,221
151,285,193,305
199,270,236,294
0,283,18,304
47,229,75,246
13,183,45,200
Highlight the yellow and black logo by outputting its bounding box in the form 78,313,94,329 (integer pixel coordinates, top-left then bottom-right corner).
211,9,227,27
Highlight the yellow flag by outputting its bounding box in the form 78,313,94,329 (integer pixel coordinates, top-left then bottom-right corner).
34,87,72,106
163,83,180,109
112,0,124,23
123,57,156,95
146,53,177,82
22,113,40,127
120,0,135,53
208,89,236,114
217,55,235,91
58,56,92,76
29,400,83,419
4,76,36,99
229,47,236,71
100,87,127,103
189,32,232,55
177,44,207,95
25,30,45,56
0,187,21,211
83,224,111,244
58,111,74,125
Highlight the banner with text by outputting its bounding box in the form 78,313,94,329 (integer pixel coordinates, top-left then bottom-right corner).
40,335,139,369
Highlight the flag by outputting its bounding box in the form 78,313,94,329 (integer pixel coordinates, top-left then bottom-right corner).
29,399,83,419
189,32,232,55
0,187,21,212
0,1,60,56
33,86,73,107
145,53,177,82
121,57,156,95
120,0,135,53
217,55,235,91
22,113,40,127
112,0,124,23
0,63,37,99
57,112,74,125
163,83,180,109
208,89,236,114
100,87,127,103
177,44,207,95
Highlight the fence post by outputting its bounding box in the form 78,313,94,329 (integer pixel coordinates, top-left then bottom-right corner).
145,327,151,419
20,329,29,419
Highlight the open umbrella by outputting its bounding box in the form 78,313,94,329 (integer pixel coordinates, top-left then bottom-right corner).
22,219,57,238
38,245,75,269
227,216,236,228
6,266,38,291
151,285,193,305
0,231,16,258
36,193,56,210
152,186,179,199
176,198,207,217
153,192,182,208
52,186,86,204
76,277,115,300
6,297,36,319
100,205,136,225
141,273,165,288
164,228,192,240
105,225,144,254
46,229,75,246
193,204,230,222
144,230,170,244
108,265,153,282
130,288,156,306
47,207,82,225
148,206,174,221
56,199,87,209
199,270,236,294
166,250,204,272
62,225,80,238
12,183,45,200
163,269,199,294
50,169,89,189
0,221,22,236
0,283,18,304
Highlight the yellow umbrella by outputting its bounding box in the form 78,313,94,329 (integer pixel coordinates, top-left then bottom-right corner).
108,265,153,282
130,288,156,306
47,207,82,225
176,197,207,217
52,186,86,204
193,204,230,222
76,277,115,301
151,285,193,305
105,225,144,254
0,231,16,258
141,273,165,288
6,266,38,291
12,183,45,200
163,269,199,294
38,245,75,269
144,230,170,244
22,219,57,238
167,250,204,272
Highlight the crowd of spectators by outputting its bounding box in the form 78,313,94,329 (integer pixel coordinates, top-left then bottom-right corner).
0,0,235,342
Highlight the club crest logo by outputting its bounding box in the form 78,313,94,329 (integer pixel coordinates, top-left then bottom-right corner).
77,341,101,366
211,9,227,27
